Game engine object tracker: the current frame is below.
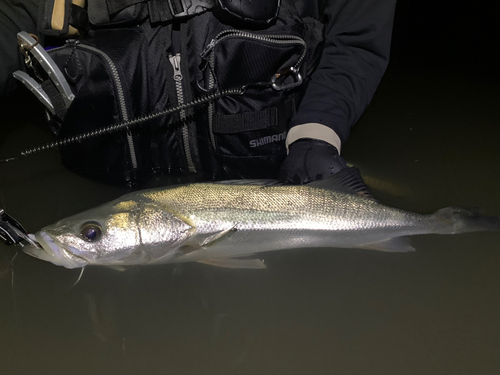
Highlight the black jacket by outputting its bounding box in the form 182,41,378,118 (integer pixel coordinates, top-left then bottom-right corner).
291,1,396,144
1,0,395,143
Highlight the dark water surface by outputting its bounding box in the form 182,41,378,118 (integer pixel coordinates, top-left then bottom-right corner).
1,22,499,375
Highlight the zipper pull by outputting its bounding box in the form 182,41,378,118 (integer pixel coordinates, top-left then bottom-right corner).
200,39,217,59
168,53,183,81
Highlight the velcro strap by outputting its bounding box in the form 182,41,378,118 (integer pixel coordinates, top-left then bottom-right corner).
214,100,295,134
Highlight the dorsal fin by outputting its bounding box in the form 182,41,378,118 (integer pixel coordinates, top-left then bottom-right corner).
307,167,376,200
214,179,282,187
214,168,374,198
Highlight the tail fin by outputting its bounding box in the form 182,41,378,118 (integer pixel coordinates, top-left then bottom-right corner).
433,207,500,234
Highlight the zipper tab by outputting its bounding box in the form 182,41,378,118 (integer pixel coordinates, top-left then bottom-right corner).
200,39,216,59
169,54,183,81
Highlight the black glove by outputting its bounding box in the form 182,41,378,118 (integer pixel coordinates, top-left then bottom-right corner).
279,138,348,184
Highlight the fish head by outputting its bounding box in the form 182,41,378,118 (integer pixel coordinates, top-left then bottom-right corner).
23,197,194,268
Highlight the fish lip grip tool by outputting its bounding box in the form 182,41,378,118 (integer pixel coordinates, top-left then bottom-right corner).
0,209,40,248
13,31,75,113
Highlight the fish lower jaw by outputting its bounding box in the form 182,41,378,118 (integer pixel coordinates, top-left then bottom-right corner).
33,232,88,269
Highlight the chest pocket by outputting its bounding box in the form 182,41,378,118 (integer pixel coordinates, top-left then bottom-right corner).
196,27,307,178
212,100,296,178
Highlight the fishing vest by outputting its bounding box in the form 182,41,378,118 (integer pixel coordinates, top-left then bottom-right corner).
33,0,324,183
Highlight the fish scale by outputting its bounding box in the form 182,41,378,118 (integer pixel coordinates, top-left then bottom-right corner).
141,184,413,232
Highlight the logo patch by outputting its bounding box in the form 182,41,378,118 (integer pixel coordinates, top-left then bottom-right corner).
249,131,286,148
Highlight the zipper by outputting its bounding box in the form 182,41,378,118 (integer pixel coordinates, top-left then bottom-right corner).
66,40,138,170
200,30,308,71
168,53,197,173
207,52,216,151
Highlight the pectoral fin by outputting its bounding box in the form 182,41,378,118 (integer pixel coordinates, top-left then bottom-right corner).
214,179,282,187
197,257,266,269
357,237,415,252
180,225,238,253
200,225,238,247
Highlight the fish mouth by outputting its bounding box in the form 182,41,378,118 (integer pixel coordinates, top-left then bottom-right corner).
22,231,88,269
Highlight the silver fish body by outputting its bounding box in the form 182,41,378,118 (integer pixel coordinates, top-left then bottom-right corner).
23,180,500,269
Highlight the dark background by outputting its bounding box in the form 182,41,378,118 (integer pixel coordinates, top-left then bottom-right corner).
391,1,496,80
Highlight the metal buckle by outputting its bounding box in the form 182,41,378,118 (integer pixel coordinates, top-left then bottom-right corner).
271,66,303,91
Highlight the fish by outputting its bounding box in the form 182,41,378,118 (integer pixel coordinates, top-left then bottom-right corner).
21,169,500,269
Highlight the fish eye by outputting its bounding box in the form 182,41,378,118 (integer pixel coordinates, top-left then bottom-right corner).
80,222,102,242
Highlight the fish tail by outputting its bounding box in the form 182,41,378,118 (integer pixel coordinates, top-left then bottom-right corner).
432,207,500,234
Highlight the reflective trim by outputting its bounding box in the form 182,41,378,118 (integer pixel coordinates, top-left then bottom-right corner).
285,123,342,153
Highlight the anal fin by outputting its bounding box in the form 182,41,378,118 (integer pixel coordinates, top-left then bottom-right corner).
106,265,127,271
197,257,266,269
356,237,415,252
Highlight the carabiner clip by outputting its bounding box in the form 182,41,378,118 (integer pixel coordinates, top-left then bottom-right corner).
271,66,303,91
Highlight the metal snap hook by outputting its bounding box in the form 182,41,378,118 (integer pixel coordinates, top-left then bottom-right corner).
271,66,303,91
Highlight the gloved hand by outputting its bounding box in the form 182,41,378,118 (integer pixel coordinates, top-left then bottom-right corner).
279,138,348,184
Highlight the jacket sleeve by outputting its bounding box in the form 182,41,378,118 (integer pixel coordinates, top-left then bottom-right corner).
289,0,396,145
0,0,40,98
